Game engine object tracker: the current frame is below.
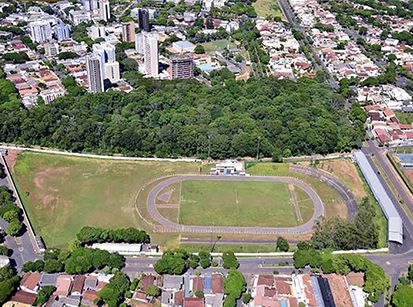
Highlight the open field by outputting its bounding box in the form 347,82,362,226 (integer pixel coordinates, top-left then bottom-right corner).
202,39,237,53
12,151,202,248
246,161,388,248
253,0,284,20
246,162,347,219
178,180,312,227
11,151,367,251
309,159,368,200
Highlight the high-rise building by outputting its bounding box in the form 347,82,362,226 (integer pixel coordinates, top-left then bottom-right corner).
44,43,59,57
122,21,135,42
138,8,150,32
171,54,194,79
98,0,110,21
86,55,104,93
82,0,98,11
55,21,71,41
29,20,52,43
93,42,116,73
104,61,120,83
92,42,119,83
135,32,144,54
89,25,106,40
143,32,158,77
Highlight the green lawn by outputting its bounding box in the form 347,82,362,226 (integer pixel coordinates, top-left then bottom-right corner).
202,39,237,53
178,180,311,227
12,152,201,248
253,0,284,20
396,111,413,124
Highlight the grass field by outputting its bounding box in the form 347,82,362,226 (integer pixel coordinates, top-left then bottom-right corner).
253,0,284,20
11,151,374,251
178,180,312,227
12,152,202,248
202,39,237,53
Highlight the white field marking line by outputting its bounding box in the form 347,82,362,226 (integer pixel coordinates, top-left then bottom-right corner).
288,184,303,222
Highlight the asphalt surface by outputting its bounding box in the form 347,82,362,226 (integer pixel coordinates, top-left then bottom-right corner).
145,175,324,235
362,142,413,254
289,164,358,219
0,160,39,271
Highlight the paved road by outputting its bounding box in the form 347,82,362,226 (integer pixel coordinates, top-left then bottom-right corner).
123,256,297,277
362,142,413,254
0,160,39,271
290,164,358,219
145,175,324,235
277,0,339,90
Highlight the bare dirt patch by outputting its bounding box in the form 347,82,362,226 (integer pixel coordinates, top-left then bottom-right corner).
33,167,70,209
4,149,21,171
317,159,367,200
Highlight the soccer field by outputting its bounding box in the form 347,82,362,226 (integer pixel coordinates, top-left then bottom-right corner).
178,180,313,227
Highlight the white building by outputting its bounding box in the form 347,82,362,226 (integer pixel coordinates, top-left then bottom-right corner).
93,41,116,74
91,243,142,255
172,40,196,53
99,0,111,21
86,55,104,93
135,32,144,54
70,10,91,25
29,20,52,43
143,32,159,77
104,61,120,83
89,25,106,40
44,43,59,57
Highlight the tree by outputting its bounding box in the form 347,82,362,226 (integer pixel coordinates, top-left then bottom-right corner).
194,45,205,54
154,251,189,275
194,290,204,298
276,237,289,252
199,251,211,268
3,210,18,223
223,295,236,307
145,285,161,297
44,259,64,273
388,53,397,62
34,285,56,306
6,220,23,237
98,271,130,307
242,293,252,304
392,284,413,307
22,260,44,273
224,269,246,299
222,252,239,269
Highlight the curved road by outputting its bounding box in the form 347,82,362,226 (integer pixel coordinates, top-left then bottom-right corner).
146,175,324,235
289,164,358,219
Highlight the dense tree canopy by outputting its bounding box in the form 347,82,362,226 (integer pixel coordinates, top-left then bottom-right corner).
0,78,362,159
310,197,379,250
76,226,150,245
98,271,130,307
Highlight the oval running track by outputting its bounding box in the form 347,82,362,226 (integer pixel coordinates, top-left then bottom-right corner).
146,175,324,235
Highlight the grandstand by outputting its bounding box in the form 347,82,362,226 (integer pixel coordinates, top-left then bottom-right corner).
353,151,403,244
